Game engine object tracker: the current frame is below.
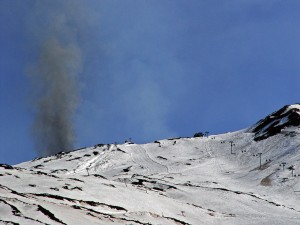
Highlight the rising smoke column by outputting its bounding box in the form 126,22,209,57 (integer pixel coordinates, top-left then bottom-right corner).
29,1,82,156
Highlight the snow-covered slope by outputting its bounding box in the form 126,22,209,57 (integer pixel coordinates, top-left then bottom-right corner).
1,104,300,225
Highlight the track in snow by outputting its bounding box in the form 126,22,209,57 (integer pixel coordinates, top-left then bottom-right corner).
126,145,168,175
67,146,115,175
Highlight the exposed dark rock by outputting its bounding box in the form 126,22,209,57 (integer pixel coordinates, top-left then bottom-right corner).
250,104,300,141
152,187,164,191
0,219,19,225
116,148,126,153
68,178,84,183
34,171,59,178
131,179,144,186
32,193,128,212
54,152,69,159
157,156,167,160
37,205,66,224
32,157,43,162
33,164,44,169
131,177,177,191
103,183,116,188
93,174,107,179
0,164,14,170
43,159,52,163
123,166,132,172
163,216,190,225
66,157,81,161
51,169,68,173
70,186,82,191
0,199,22,216
50,187,59,191
94,144,105,148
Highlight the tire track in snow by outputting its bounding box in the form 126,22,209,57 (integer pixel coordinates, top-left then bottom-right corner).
205,139,236,177
127,145,168,175
204,139,233,195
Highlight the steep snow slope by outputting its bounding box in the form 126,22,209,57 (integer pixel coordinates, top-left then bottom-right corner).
1,104,300,225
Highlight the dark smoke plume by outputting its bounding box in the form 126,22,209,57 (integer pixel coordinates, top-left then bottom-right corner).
29,1,82,156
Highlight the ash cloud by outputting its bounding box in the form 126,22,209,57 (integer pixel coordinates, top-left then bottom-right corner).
29,1,83,156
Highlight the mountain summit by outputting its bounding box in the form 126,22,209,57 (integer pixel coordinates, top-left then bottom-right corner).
250,104,300,141
0,105,300,224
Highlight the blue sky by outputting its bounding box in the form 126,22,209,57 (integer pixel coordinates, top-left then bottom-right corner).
1,0,299,164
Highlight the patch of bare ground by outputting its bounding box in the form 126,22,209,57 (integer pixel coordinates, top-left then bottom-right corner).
261,175,272,186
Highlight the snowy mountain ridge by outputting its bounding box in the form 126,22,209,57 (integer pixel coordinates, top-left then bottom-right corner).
1,104,300,225
250,104,300,141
